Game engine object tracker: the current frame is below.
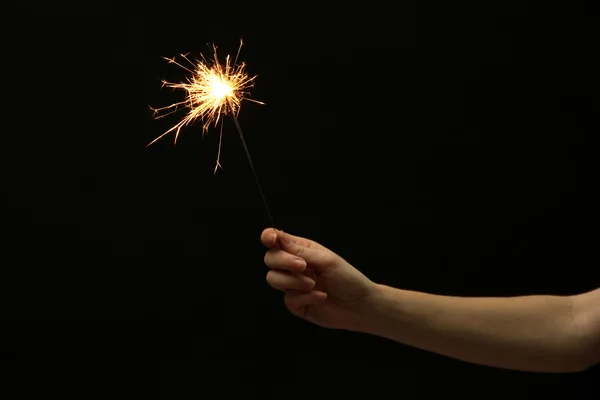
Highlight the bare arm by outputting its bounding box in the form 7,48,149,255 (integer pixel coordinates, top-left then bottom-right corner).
572,288,600,368
356,286,600,373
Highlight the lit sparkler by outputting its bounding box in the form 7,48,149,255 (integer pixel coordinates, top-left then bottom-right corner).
149,40,275,229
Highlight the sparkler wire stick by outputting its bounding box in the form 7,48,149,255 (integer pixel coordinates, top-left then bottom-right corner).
148,41,277,232
228,105,276,230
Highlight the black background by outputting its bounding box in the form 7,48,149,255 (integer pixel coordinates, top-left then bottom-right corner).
1,1,598,398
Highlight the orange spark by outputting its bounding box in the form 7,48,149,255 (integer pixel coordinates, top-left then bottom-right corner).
149,40,264,174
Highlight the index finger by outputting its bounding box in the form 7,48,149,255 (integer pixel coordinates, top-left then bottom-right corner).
260,228,322,250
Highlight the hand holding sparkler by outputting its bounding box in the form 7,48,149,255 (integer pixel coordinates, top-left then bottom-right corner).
261,228,377,331
149,40,276,229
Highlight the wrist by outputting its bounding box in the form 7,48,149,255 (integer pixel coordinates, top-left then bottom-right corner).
354,283,395,334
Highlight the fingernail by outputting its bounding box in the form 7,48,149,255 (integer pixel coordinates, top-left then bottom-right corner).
294,258,306,270
280,231,290,244
303,277,316,288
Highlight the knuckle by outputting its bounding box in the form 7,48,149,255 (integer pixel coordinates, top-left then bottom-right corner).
322,252,336,265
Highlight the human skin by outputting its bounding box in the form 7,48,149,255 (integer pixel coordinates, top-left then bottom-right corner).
261,228,600,372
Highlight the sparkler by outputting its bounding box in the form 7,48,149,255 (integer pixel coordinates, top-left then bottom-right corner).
149,40,276,229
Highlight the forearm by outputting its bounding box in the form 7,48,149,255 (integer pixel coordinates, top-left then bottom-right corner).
357,284,588,372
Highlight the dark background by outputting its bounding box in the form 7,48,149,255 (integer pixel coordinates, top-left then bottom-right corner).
1,1,598,398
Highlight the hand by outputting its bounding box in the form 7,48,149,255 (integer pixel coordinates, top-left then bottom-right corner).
261,228,378,331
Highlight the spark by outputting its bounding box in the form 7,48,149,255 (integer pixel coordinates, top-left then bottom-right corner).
148,40,264,174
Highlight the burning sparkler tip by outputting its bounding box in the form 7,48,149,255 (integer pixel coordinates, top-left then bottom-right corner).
149,40,263,169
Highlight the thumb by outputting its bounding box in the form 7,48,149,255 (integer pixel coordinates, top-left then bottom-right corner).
278,230,324,266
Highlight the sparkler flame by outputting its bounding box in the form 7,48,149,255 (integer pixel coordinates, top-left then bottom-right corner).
149,40,264,174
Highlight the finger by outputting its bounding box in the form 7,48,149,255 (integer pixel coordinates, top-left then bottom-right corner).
266,270,315,292
260,228,280,249
264,249,307,273
284,291,328,316
261,228,323,250
278,230,326,266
